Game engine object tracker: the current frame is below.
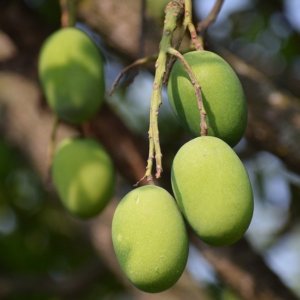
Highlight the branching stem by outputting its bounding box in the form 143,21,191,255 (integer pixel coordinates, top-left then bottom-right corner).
136,0,223,183
139,0,184,183
184,0,203,50
163,23,185,85
168,47,208,136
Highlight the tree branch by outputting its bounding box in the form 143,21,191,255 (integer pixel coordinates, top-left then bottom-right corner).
191,236,297,300
220,49,300,175
197,0,225,34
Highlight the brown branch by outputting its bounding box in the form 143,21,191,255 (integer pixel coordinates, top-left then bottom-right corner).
46,116,59,185
197,0,225,34
192,236,297,300
77,0,150,59
220,48,300,175
90,104,147,184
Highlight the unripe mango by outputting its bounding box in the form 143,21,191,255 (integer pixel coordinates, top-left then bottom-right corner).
39,28,105,123
52,138,115,218
112,185,188,293
171,136,253,246
167,50,247,146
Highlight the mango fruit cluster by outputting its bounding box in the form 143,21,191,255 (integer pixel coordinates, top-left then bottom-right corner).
112,51,253,293
39,28,115,218
39,27,253,294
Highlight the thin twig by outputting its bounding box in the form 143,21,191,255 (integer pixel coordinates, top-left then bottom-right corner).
163,23,186,85
46,117,59,185
197,0,224,34
184,0,203,50
168,47,208,136
133,130,154,186
81,121,94,138
109,56,156,96
138,0,184,183
60,0,77,27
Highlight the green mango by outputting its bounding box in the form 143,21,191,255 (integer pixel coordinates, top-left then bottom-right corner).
39,28,105,123
167,50,247,146
171,136,253,246
52,138,115,218
112,185,188,293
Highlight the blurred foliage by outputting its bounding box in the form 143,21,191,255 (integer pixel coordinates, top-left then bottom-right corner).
24,0,61,26
0,139,123,299
206,0,300,93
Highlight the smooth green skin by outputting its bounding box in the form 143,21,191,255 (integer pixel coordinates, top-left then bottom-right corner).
52,138,115,218
171,136,253,246
167,50,247,146
112,185,188,293
39,28,105,124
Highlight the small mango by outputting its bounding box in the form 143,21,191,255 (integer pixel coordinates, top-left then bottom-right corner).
52,138,115,218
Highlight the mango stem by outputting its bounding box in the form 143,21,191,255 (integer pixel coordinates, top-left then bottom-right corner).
184,0,204,50
139,0,184,183
168,47,208,136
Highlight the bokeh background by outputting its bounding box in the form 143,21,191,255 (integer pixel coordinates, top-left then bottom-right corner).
0,0,300,299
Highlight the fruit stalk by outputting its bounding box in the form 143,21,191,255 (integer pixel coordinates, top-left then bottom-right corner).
168,47,208,136
60,0,77,27
142,0,184,181
184,0,203,50
46,0,77,182
164,0,224,83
